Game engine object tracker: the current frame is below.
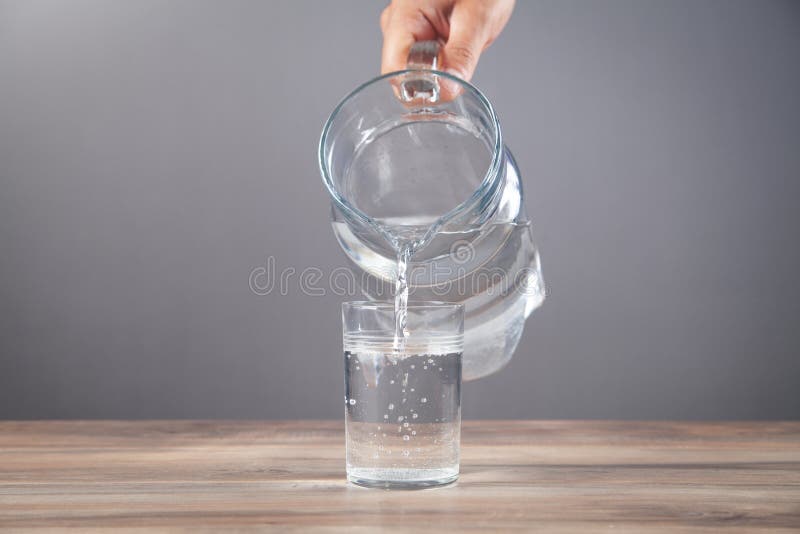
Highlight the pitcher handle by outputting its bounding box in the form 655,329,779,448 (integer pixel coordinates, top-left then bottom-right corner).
400,40,441,103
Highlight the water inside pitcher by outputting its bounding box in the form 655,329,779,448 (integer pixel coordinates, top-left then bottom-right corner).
319,42,545,379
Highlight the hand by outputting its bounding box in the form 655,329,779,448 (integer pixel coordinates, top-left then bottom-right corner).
380,0,515,82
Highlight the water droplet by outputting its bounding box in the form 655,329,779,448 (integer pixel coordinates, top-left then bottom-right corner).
346,354,351,359
438,367,443,371
403,435,410,441
421,397,427,403
388,403,395,411
349,399,356,405
402,398,407,403
410,388,415,392
397,415,404,422
390,379,395,384
423,365,428,369
355,366,360,370
427,358,434,364
442,393,446,398
403,422,409,427
382,433,387,437
412,413,418,419
411,430,416,435
410,364,415,369
377,425,381,430
402,449,410,456
383,414,389,419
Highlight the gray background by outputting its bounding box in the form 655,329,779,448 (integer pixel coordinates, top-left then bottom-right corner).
1,0,798,420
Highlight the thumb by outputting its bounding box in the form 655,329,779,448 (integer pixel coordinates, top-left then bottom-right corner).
441,5,488,81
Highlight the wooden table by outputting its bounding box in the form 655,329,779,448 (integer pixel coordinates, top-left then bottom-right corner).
0,421,798,531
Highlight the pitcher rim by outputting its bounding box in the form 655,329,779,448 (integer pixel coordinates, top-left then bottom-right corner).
318,69,503,229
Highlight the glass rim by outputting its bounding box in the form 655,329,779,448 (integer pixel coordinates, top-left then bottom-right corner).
342,300,464,313
318,68,503,230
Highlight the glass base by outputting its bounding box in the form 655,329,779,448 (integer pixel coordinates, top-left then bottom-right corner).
347,467,458,489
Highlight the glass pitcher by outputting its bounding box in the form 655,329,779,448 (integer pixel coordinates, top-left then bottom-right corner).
319,41,545,380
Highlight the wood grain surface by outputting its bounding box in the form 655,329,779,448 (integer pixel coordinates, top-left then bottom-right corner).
0,420,798,531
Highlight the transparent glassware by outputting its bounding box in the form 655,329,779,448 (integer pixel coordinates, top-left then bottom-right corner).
343,301,464,489
320,42,545,380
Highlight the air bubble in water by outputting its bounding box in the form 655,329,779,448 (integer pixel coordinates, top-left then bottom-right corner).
410,364,415,369
410,388,415,392
411,430,416,435
397,415,404,422
390,380,395,384
412,413,418,419
403,422,409,428
383,414,389,419
423,365,428,369
421,397,427,403
403,435,410,441
402,449,410,456
349,399,356,405
388,403,395,411
427,358,434,364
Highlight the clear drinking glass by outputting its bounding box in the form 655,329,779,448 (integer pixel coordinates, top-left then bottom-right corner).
342,301,464,489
